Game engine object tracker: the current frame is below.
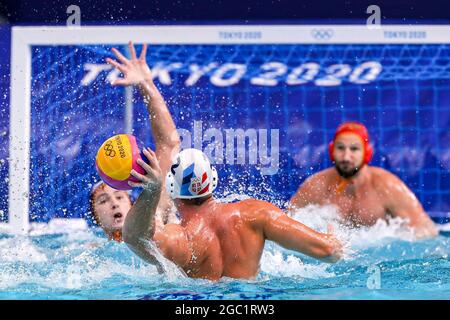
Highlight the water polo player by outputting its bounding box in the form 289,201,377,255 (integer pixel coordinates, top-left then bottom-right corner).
90,42,180,241
122,148,344,280
288,122,438,238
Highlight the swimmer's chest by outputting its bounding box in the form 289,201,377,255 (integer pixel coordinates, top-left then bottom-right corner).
326,187,387,225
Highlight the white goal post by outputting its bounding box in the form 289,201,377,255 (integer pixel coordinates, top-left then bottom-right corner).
6,24,450,235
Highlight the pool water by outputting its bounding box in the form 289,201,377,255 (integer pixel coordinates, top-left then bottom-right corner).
0,204,449,300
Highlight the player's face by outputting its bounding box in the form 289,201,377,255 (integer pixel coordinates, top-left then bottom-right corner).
333,133,365,178
93,185,132,233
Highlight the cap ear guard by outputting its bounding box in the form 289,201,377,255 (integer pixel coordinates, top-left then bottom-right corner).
210,165,218,192
165,148,219,200
166,172,176,199
165,166,218,200
365,143,374,164
329,141,335,162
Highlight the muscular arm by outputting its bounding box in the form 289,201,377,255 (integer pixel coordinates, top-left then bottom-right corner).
107,42,180,222
124,194,191,271
122,148,165,271
251,200,343,263
383,173,438,239
122,186,164,271
122,148,190,270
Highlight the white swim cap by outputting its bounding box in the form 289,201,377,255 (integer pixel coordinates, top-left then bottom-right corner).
165,148,218,199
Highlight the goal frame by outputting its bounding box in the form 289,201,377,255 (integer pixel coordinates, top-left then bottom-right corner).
7,24,450,234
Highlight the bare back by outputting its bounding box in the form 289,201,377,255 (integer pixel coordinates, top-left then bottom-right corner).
160,199,267,280
152,198,342,280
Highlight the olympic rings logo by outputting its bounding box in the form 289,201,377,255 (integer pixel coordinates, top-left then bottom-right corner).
311,29,334,40
104,142,116,157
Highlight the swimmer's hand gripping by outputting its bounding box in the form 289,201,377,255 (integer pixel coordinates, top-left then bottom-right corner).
128,147,163,192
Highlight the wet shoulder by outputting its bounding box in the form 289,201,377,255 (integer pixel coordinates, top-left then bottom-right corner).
232,199,282,226
302,168,336,194
236,198,276,211
369,166,402,190
302,168,333,187
218,199,266,218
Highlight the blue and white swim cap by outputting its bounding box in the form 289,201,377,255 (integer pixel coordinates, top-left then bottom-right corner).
165,148,218,199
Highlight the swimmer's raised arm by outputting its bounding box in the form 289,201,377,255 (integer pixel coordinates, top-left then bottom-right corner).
107,41,180,219
381,172,438,239
106,42,180,168
249,200,343,263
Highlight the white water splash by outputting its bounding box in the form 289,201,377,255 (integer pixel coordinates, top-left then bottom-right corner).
257,204,421,280
29,218,89,236
139,238,187,281
0,200,432,291
0,237,48,263
289,204,416,252
42,250,161,290
0,240,162,290
260,249,335,279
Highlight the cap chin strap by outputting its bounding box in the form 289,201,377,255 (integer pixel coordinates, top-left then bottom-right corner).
210,166,218,190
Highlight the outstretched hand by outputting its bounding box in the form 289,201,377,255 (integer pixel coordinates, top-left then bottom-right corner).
106,41,152,86
129,147,163,192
